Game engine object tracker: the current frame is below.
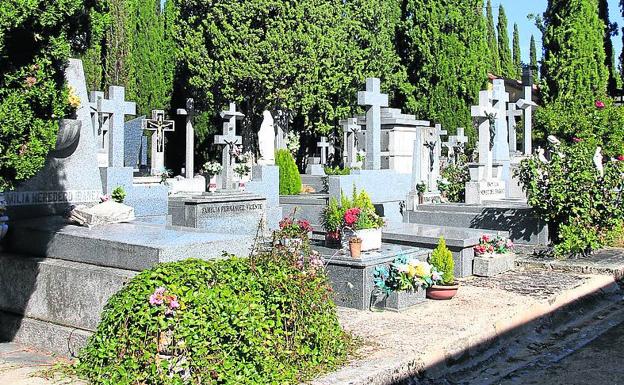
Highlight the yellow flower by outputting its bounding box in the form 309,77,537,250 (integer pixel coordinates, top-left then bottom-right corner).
68,86,81,108
407,265,418,278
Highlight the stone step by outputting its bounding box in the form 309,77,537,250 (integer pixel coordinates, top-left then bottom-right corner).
5,216,253,271
406,203,548,245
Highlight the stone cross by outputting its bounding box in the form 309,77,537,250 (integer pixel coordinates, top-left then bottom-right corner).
142,110,175,175
446,127,468,163
215,102,244,189
518,68,536,156
177,98,195,178
317,136,330,165
471,90,496,179
89,86,136,168
89,91,110,155
358,78,388,170
411,131,425,191
340,118,360,167
507,102,523,154
429,124,447,191
491,80,510,181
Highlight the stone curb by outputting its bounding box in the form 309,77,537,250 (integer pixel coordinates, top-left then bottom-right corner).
311,274,620,385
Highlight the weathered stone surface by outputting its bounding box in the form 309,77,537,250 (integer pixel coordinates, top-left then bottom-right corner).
473,252,516,277
124,115,148,170
5,216,253,271
372,288,426,312
169,191,267,235
315,242,429,310
405,201,548,245
516,248,624,280
246,165,282,230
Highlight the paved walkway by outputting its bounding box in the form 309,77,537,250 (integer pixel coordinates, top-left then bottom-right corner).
0,342,83,385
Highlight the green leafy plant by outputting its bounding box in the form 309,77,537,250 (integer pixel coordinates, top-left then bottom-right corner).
0,0,104,190
437,162,471,202
321,187,383,239
516,139,624,257
233,163,251,179
111,186,126,204
276,149,302,195
76,252,350,384
415,182,427,194
429,237,455,285
324,166,351,176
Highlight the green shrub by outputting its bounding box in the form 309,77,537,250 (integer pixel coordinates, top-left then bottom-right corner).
437,162,470,203
276,149,302,195
534,100,624,157
324,166,351,176
111,186,126,203
0,0,103,190
429,237,455,285
516,139,624,257
76,254,349,384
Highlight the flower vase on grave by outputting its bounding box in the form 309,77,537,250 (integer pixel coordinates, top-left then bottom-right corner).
238,181,246,192
208,176,217,193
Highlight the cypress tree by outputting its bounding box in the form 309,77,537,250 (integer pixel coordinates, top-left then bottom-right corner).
529,35,539,81
542,0,608,105
598,0,618,96
512,23,522,80
82,0,175,115
400,0,488,142
497,5,514,78
485,0,500,75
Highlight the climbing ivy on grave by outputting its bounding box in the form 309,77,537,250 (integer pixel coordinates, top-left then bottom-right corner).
76,256,351,384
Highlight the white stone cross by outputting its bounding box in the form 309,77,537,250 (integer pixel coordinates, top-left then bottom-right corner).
340,118,361,167
471,90,496,179
446,127,469,163
142,110,175,175
516,72,537,156
89,91,110,154
89,86,136,168
177,98,195,178
215,102,244,189
317,136,330,165
507,102,523,154
491,79,511,180
358,78,388,170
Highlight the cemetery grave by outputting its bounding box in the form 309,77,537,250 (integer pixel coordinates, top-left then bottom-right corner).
2,1,624,384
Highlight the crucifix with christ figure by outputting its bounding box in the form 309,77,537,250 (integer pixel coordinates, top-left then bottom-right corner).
215,102,244,190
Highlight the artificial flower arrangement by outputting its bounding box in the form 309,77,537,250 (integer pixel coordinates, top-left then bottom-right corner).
202,160,223,177
473,234,514,255
321,187,384,250
373,256,442,294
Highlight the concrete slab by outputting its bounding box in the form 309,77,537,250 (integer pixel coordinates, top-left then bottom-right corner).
5,216,253,271
516,248,624,280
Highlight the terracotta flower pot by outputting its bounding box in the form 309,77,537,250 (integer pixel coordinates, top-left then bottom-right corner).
349,238,362,259
426,284,459,300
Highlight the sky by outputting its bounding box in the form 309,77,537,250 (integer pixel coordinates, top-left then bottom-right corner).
496,0,624,64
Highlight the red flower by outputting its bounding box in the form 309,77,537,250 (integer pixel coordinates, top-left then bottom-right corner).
595,100,605,109
481,234,490,243
617,155,624,161
279,217,293,230
297,219,313,233
572,137,582,143
344,208,361,226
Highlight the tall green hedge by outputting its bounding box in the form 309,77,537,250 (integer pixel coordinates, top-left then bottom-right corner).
276,149,302,195
0,0,103,190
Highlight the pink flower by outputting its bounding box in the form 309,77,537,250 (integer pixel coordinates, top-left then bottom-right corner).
481,234,490,243
149,287,166,306
100,194,110,203
617,155,624,161
572,137,582,143
344,208,361,226
169,299,180,309
595,100,605,109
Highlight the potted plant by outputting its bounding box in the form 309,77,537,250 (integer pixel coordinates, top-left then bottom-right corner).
372,256,441,311
202,161,223,192
276,214,313,247
473,234,514,257
416,182,427,204
321,197,344,247
0,193,8,242
233,163,251,191
321,188,384,252
427,237,459,300
348,237,362,258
